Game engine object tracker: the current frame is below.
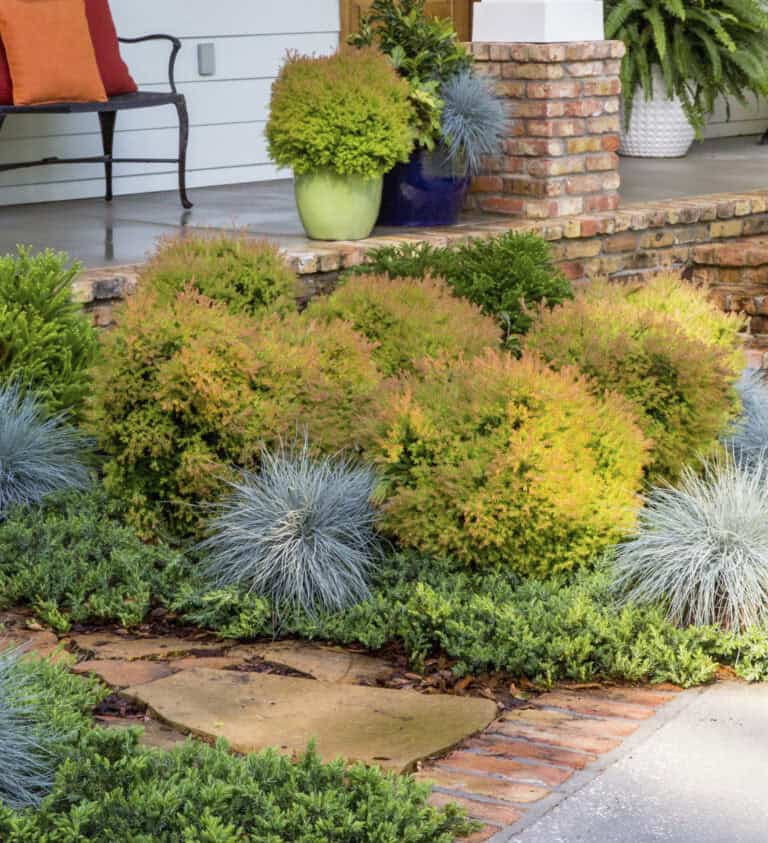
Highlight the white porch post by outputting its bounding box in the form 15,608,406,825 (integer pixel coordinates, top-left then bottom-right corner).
472,0,605,43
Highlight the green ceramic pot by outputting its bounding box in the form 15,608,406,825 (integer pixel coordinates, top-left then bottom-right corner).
294,170,383,241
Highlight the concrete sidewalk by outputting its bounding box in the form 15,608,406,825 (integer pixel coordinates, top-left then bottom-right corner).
506,682,768,842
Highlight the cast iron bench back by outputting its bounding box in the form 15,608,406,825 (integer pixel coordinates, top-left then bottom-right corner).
0,34,192,208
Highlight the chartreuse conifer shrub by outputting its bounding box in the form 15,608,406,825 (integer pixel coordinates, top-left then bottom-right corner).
140,232,298,317
91,287,381,537
364,350,649,575
266,48,414,179
525,285,740,481
614,452,768,632
201,443,379,614
0,247,97,416
346,231,571,351
306,273,501,375
0,384,89,518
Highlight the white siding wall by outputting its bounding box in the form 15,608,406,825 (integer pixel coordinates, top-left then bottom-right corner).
0,0,339,206
704,95,768,139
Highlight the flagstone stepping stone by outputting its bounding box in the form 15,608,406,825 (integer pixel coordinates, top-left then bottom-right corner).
0,629,69,663
95,715,188,751
123,668,497,772
229,640,394,684
67,632,228,661
73,659,176,689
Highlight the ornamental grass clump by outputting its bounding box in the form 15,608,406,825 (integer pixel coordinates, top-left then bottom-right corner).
0,247,97,417
723,368,768,468
614,453,768,632
525,287,740,481
140,233,298,317
306,273,501,376
366,350,650,576
266,48,414,178
201,443,379,614
0,383,89,518
0,646,56,808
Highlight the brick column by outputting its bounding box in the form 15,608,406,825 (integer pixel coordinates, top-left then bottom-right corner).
468,41,625,220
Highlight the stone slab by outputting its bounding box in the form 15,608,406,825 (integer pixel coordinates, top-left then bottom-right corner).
67,633,227,661
124,668,497,773
73,659,175,688
95,715,188,751
229,640,393,684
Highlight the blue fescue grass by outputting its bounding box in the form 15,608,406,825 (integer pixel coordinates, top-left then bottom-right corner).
440,71,506,176
0,646,56,808
723,368,768,468
200,442,379,614
613,452,768,632
0,382,90,517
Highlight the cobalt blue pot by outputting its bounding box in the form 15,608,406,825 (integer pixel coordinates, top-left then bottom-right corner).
377,147,470,227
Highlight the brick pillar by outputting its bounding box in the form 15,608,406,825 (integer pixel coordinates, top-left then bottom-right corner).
468,41,625,220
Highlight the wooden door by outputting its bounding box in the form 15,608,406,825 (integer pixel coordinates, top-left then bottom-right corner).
341,1,473,43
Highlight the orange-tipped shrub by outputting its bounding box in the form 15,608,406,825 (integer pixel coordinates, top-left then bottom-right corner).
524,286,740,481
306,273,501,375
139,233,298,317
91,288,381,537
366,350,650,575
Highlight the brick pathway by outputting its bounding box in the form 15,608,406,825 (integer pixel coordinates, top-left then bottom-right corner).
418,684,681,841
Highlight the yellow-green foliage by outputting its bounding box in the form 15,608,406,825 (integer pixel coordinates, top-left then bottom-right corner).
366,350,649,576
91,288,381,537
525,290,740,481
623,273,746,374
306,274,500,376
266,49,414,178
139,233,297,317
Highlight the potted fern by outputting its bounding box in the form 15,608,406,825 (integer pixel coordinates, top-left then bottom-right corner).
606,0,768,157
266,49,414,240
350,0,505,226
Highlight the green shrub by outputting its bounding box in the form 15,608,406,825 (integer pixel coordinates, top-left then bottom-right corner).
364,350,649,575
266,49,414,178
307,273,500,375
525,286,741,481
0,247,97,416
0,491,187,632
347,231,570,350
0,661,473,842
91,288,381,537
140,233,297,317
173,551,768,687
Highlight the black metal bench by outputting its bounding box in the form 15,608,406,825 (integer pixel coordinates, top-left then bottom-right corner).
0,34,192,208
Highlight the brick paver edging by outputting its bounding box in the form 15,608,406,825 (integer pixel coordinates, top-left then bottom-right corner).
417,685,681,841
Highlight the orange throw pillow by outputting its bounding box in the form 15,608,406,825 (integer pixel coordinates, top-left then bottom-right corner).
0,0,107,106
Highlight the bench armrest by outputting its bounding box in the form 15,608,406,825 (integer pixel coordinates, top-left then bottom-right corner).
118,34,182,94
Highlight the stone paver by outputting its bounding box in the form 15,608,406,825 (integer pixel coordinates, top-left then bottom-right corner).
73,659,176,688
95,715,188,751
123,667,497,773
229,640,394,684
67,632,227,661
417,685,681,841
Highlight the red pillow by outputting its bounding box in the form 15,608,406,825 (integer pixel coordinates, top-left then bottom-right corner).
0,41,11,104
84,0,137,96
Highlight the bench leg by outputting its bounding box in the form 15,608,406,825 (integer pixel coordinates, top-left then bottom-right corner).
98,111,117,201
175,98,193,209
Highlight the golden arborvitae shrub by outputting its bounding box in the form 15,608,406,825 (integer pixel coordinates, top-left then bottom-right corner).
524,288,741,481
90,288,381,537
365,350,650,576
306,273,501,375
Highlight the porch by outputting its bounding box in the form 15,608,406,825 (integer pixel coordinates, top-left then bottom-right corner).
2,134,768,268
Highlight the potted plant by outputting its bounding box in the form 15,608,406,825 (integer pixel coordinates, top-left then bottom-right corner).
266,49,414,240
606,0,768,158
350,0,505,227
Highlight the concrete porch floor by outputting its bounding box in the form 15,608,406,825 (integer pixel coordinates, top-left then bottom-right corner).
1,135,768,268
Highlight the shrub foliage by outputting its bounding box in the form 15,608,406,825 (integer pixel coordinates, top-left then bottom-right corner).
348,231,570,350
202,443,378,614
364,350,649,575
307,273,500,375
525,285,740,480
266,49,414,178
0,247,97,416
92,288,381,536
139,233,298,317
0,384,89,519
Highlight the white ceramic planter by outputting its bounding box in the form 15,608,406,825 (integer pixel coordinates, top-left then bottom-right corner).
619,69,695,158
